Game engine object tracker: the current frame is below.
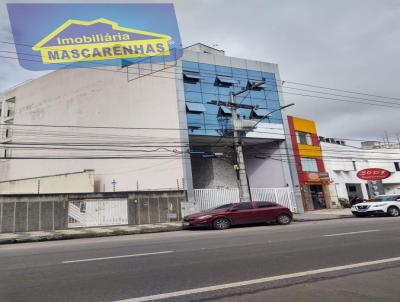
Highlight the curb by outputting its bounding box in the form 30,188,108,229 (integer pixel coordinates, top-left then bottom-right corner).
0,225,183,245
293,215,354,222
0,216,355,245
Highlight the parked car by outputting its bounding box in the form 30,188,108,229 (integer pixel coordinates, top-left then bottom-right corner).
183,201,293,230
351,194,400,217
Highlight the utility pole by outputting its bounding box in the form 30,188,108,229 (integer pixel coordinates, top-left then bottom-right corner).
230,91,250,202
208,81,294,202
230,81,266,202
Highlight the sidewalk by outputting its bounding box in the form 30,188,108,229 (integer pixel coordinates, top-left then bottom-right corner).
0,222,182,244
0,209,354,244
293,208,353,221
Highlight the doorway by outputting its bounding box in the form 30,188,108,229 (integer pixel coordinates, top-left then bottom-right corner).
310,185,326,209
346,183,363,200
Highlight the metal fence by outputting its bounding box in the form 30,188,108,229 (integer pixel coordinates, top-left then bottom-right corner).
194,187,297,212
0,190,185,233
0,200,68,233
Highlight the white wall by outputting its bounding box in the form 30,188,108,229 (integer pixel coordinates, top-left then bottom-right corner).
321,142,400,202
245,141,293,188
0,64,187,192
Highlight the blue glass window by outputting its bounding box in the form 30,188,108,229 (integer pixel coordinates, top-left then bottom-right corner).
246,80,266,90
183,63,283,137
202,93,218,104
240,108,251,119
219,105,232,115
262,72,275,81
216,65,232,76
250,89,265,99
269,110,283,122
268,100,281,110
251,109,269,118
236,95,251,105
182,61,199,72
186,102,206,113
201,83,218,94
251,98,267,109
205,129,220,136
199,63,216,73
217,94,230,102
204,103,219,115
232,67,247,77
184,82,201,93
215,76,238,86
247,69,262,79
185,91,203,103
183,72,202,83
218,86,232,96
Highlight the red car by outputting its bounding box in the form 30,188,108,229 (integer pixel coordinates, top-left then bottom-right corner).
183,201,292,230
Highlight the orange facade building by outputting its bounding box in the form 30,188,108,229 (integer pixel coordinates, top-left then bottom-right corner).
288,116,331,211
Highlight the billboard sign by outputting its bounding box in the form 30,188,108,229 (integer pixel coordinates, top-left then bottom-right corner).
356,168,390,181
7,3,182,70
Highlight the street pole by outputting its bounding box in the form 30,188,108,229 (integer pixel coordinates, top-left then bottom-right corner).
230,92,251,202
210,80,289,202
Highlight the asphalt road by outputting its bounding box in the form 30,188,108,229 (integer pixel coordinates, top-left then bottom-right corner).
0,217,399,302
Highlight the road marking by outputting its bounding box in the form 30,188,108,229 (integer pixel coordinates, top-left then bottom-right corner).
323,229,380,237
62,251,173,264
114,256,400,302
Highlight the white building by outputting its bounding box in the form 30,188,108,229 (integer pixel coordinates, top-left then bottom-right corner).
321,139,400,203
0,57,189,192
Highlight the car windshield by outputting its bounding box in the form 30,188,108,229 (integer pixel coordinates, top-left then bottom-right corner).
371,195,399,202
205,204,232,212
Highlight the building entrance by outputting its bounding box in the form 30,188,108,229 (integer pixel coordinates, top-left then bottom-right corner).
310,185,326,209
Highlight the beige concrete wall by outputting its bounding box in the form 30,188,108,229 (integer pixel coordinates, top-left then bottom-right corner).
0,64,187,191
0,170,94,194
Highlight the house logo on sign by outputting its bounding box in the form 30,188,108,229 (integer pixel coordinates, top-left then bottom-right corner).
32,18,172,64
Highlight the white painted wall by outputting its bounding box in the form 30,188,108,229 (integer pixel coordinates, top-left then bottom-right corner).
321,142,400,202
0,64,187,192
245,141,293,188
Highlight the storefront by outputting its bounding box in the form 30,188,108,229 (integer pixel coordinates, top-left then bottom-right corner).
301,172,331,210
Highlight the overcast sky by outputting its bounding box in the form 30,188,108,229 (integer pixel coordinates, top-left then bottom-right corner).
1,0,400,143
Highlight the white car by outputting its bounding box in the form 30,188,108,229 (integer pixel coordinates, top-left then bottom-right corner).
351,194,400,217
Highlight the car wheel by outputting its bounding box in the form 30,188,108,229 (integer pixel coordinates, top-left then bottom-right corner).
387,206,400,217
212,218,230,230
277,214,292,225
353,213,362,217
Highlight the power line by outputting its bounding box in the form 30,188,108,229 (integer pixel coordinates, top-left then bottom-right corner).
1,122,395,144
2,39,400,102
1,45,400,109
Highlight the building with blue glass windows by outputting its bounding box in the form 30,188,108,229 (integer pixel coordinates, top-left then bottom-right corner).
178,44,298,198
0,43,302,211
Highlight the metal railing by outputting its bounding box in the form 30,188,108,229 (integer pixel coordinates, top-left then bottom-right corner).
194,187,297,213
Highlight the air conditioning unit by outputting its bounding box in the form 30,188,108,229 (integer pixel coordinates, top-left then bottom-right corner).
233,119,257,131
